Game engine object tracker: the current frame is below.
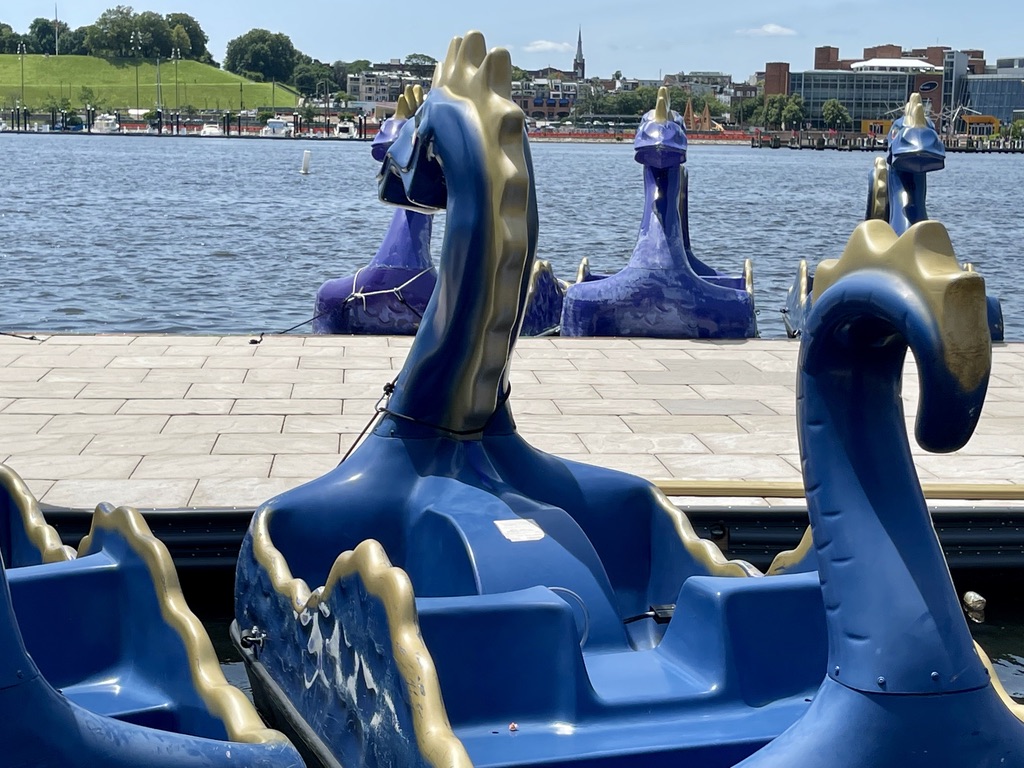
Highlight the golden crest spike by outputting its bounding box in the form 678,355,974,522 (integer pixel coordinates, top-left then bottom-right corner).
456,30,487,72
654,86,670,123
395,93,411,120
437,36,463,88
412,84,424,107
904,92,928,128
812,220,898,301
481,48,513,100
395,85,415,119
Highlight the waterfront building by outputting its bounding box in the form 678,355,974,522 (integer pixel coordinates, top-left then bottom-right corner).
512,78,578,121
768,43,1024,132
346,30,590,123
346,61,432,106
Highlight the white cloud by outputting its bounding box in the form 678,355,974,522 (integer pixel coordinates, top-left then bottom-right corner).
522,40,574,54
736,23,797,37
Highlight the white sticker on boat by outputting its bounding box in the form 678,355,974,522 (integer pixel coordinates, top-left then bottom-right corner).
494,519,545,542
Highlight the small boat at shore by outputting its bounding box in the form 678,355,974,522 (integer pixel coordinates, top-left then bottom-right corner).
91,113,120,134
334,119,357,138
261,118,294,138
199,123,225,137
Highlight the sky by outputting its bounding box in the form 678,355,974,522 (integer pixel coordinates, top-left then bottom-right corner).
7,1,1024,81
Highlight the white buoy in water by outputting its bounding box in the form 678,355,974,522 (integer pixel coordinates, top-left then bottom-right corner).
300,150,312,175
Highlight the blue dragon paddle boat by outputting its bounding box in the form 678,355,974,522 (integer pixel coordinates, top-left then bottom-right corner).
560,87,756,338
737,220,1024,767
784,93,1004,340
314,86,437,336
0,465,303,767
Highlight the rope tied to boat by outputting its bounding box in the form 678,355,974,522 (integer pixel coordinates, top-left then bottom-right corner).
348,266,433,319
249,267,433,343
337,377,399,465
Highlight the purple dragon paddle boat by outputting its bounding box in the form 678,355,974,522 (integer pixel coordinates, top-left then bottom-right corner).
560,87,756,338
313,86,437,335
313,84,566,337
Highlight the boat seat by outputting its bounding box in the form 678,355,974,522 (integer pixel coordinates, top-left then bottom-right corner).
7,547,231,741
404,494,629,650
57,680,179,730
417,572,826,730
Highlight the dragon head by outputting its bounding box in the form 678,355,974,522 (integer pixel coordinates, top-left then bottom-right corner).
633,86,688,168
378,32,522,215
887,93,945,175
370,85,424,161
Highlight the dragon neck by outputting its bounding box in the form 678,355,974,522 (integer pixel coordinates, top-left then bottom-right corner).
629,164,688,270
368,209,433,270
888,168,928,236
798,290,987,695
385,121,536,436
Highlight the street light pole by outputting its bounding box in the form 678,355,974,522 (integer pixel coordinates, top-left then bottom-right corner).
172,47,180,113
18,42,25,106
131,30,141,114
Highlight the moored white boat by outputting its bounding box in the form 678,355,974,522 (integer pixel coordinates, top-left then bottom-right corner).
91,114,120,134
261,118,294,138
199,123,225,137
334,119,357,139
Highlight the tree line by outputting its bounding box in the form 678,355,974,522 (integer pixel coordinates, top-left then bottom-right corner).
0,8,212,63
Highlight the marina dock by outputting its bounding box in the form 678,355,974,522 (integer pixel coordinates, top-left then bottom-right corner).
3,332,1024,511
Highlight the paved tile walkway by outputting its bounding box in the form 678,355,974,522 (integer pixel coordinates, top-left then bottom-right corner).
1,333,1023,510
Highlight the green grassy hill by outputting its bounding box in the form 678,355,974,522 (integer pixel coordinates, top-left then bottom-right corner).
0,54,299,112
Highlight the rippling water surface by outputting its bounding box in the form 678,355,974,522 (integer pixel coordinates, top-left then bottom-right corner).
1,134,1022,338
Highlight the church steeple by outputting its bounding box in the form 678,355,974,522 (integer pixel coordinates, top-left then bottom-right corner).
573,27,585,80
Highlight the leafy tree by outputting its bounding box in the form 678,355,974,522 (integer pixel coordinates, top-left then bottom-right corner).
404,52,436,67
28,17,69,54
511,66,527,80
0,23,19,53
781,93,806,129
164,13,208,61
85,5,136,57
170,24,191,56
733,96,760,125
613,70,622,80
61,26,89,55
821,98,851,129
293,62,336,96
136,11,171,58
1011,119,1024,140
224,29,297,84
79,86,106,110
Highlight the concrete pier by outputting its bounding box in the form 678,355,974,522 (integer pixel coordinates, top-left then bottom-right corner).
2,333,1023,510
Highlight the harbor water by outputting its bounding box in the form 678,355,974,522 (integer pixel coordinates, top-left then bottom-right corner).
0,133,1022,339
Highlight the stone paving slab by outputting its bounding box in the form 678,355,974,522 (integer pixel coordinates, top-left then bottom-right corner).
0,333,1022,509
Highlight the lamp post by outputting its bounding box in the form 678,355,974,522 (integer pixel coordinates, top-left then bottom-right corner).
17,42,26,107
172,47,180,112
130,30,141,114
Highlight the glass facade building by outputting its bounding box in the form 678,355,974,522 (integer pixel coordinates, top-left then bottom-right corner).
965,75,1024,124
789,70,913,129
